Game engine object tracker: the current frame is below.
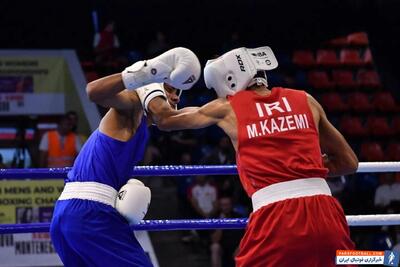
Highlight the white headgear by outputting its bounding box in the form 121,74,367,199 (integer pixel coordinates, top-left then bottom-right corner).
203,46,278,98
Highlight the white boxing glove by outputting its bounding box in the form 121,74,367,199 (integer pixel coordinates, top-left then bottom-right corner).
121,47,201,91
115,179,151,224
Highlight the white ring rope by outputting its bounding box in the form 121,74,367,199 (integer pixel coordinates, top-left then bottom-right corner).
357,162,400,173
347,214,400,226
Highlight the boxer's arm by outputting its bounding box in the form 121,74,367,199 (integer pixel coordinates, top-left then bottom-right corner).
86,73,140,110
308,95,358,177
87,47,199,110
149,98,229,131
87,73,143,141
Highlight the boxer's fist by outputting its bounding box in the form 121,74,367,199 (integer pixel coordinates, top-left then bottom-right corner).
115,179,151,224
122,47,200,91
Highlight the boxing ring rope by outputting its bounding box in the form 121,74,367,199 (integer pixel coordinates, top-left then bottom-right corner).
1,215,400,234
0,161,399,234
1,161,399,179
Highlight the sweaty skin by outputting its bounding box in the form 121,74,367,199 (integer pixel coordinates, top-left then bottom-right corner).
149,85,358,177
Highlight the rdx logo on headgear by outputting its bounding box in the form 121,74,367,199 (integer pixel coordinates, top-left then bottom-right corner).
236,55,246,72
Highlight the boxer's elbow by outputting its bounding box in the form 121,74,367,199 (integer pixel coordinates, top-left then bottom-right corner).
339,156,358,176
155,117,174,132
341,146,359,174
328,151,358,177
86,82,98,102
153,109,186,132
156,121,172,132
86,82,103,103
346,152,359,174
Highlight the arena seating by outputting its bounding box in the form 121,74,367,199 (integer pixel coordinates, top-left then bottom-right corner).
340,116,367,137
347,92,373,113
371,91,398,112
292,50,315,68
360,142,385,162
320,92,348,112
347,32,369,46
292,32,398,162
307,71,335,89
357,70,382,89
365,116,392,137
332,70,358,89
386,142,400,161
340,49,363,67
392,116,400,135
363,48,373,66
316,49,339,67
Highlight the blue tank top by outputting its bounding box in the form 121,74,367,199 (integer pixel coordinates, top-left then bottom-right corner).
66,116,149,190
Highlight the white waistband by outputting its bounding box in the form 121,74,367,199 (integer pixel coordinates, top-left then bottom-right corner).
58,182,118,208
251,178,332,212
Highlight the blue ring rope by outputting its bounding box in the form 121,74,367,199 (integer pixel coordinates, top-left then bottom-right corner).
0,165,237,179
1,215,400,234
0,219,247,234
1,162,399,179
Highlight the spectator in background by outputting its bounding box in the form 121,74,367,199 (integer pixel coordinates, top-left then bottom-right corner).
0,153,6,168
39,115,82,168
189,175,218,219
11,128,29,168
93,21,120,65
211,197,244,267
66,110,88,144
374,173,400,212
183,175,218,243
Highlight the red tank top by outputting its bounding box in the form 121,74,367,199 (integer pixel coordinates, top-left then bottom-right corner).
228,87,328,196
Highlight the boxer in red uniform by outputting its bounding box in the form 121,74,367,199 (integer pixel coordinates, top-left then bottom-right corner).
148,46,358,266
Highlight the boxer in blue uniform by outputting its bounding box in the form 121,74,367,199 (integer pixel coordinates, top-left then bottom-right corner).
50,47,201,266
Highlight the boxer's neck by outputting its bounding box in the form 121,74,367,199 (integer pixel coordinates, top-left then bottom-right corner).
248,84,271,96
